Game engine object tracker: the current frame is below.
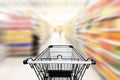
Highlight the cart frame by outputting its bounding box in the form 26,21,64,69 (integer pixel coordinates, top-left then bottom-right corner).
23,45,96,80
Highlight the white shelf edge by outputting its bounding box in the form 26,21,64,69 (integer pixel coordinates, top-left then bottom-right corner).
101,28,120,32
86,50,109,80
78,31,100,34
103,61,120,76
87,48,120,76
76,38,120,77
78,36,98,43
98,48,120,60
76,38,100,53
99,39,120,46
93,67,109,80
98,14,120,21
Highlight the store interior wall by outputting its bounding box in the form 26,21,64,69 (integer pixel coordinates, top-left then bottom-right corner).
0,0,120,80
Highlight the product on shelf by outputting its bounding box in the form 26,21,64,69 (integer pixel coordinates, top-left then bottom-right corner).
87,48,103,62
98,48,120,76
64,1,120,80
97,63,120,80
99,50,119,63
111,63,120,72
99,39,120,56
2,19,34,55
79,31,100,39
114,18,120,29
101,29,120,41
108,31,120,41
100,40,114,52
88,23,101,31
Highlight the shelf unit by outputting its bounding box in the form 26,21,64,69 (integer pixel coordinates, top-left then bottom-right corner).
0,13,51,55
77,37,120,80
4,20,34,55
65,1,120,80
0,28,7,60
35,20,51,45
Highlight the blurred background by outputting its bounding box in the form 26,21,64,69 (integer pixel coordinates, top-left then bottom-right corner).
0,0,120,80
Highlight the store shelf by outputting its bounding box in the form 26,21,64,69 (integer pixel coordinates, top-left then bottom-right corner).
87,47,120,78
99,39,120,47
77,36,98,43
99,48,120,76
76,38,100,53
0,44,7,60
86,49,101,61
101,28,120,32
85,48,109,80
98,14,120,22
83,22,102,28
98,48,120,60
61,1,120,80
78,30,100,34
93,66,109,80
75,38,86,45
97,62,120,80
76,37,120,77
103,61,120,76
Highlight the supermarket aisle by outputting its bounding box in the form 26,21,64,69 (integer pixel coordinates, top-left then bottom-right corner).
39,32,71,51
0,32,104,80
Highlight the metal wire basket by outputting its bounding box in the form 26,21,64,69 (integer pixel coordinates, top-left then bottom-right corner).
23,45,96,80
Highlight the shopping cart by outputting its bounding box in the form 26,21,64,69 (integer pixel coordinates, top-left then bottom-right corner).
23,45,96,80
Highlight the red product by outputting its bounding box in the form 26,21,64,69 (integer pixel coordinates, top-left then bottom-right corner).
100,41,115,52
7,21,33,27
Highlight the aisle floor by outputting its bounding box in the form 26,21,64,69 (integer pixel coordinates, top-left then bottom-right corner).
0,32,104,80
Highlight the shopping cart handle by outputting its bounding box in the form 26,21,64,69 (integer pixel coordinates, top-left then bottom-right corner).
48,45,73,48
91,59,96,65
23,58,30,65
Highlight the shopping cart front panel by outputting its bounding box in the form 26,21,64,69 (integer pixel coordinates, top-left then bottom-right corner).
50,46,73,58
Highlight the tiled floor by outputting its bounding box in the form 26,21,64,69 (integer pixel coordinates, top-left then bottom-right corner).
0,32,105,80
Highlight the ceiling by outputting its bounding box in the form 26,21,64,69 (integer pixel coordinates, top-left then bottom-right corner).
0,0,99,26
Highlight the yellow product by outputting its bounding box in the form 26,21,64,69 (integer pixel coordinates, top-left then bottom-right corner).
84,40,89,44
95,54,103,62
102,20,114,28
5,31,32,36
88,33,100,39
88,25,101,32
114,18,120,29
93,43,100,48
80,33,91,38
98,63,120,80
100,31,109,38
5,37,32,43
104,31,120,41
86,40,100,48
100,6,116,19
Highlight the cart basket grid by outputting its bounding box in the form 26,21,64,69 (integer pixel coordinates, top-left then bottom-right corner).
23,45,96,80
